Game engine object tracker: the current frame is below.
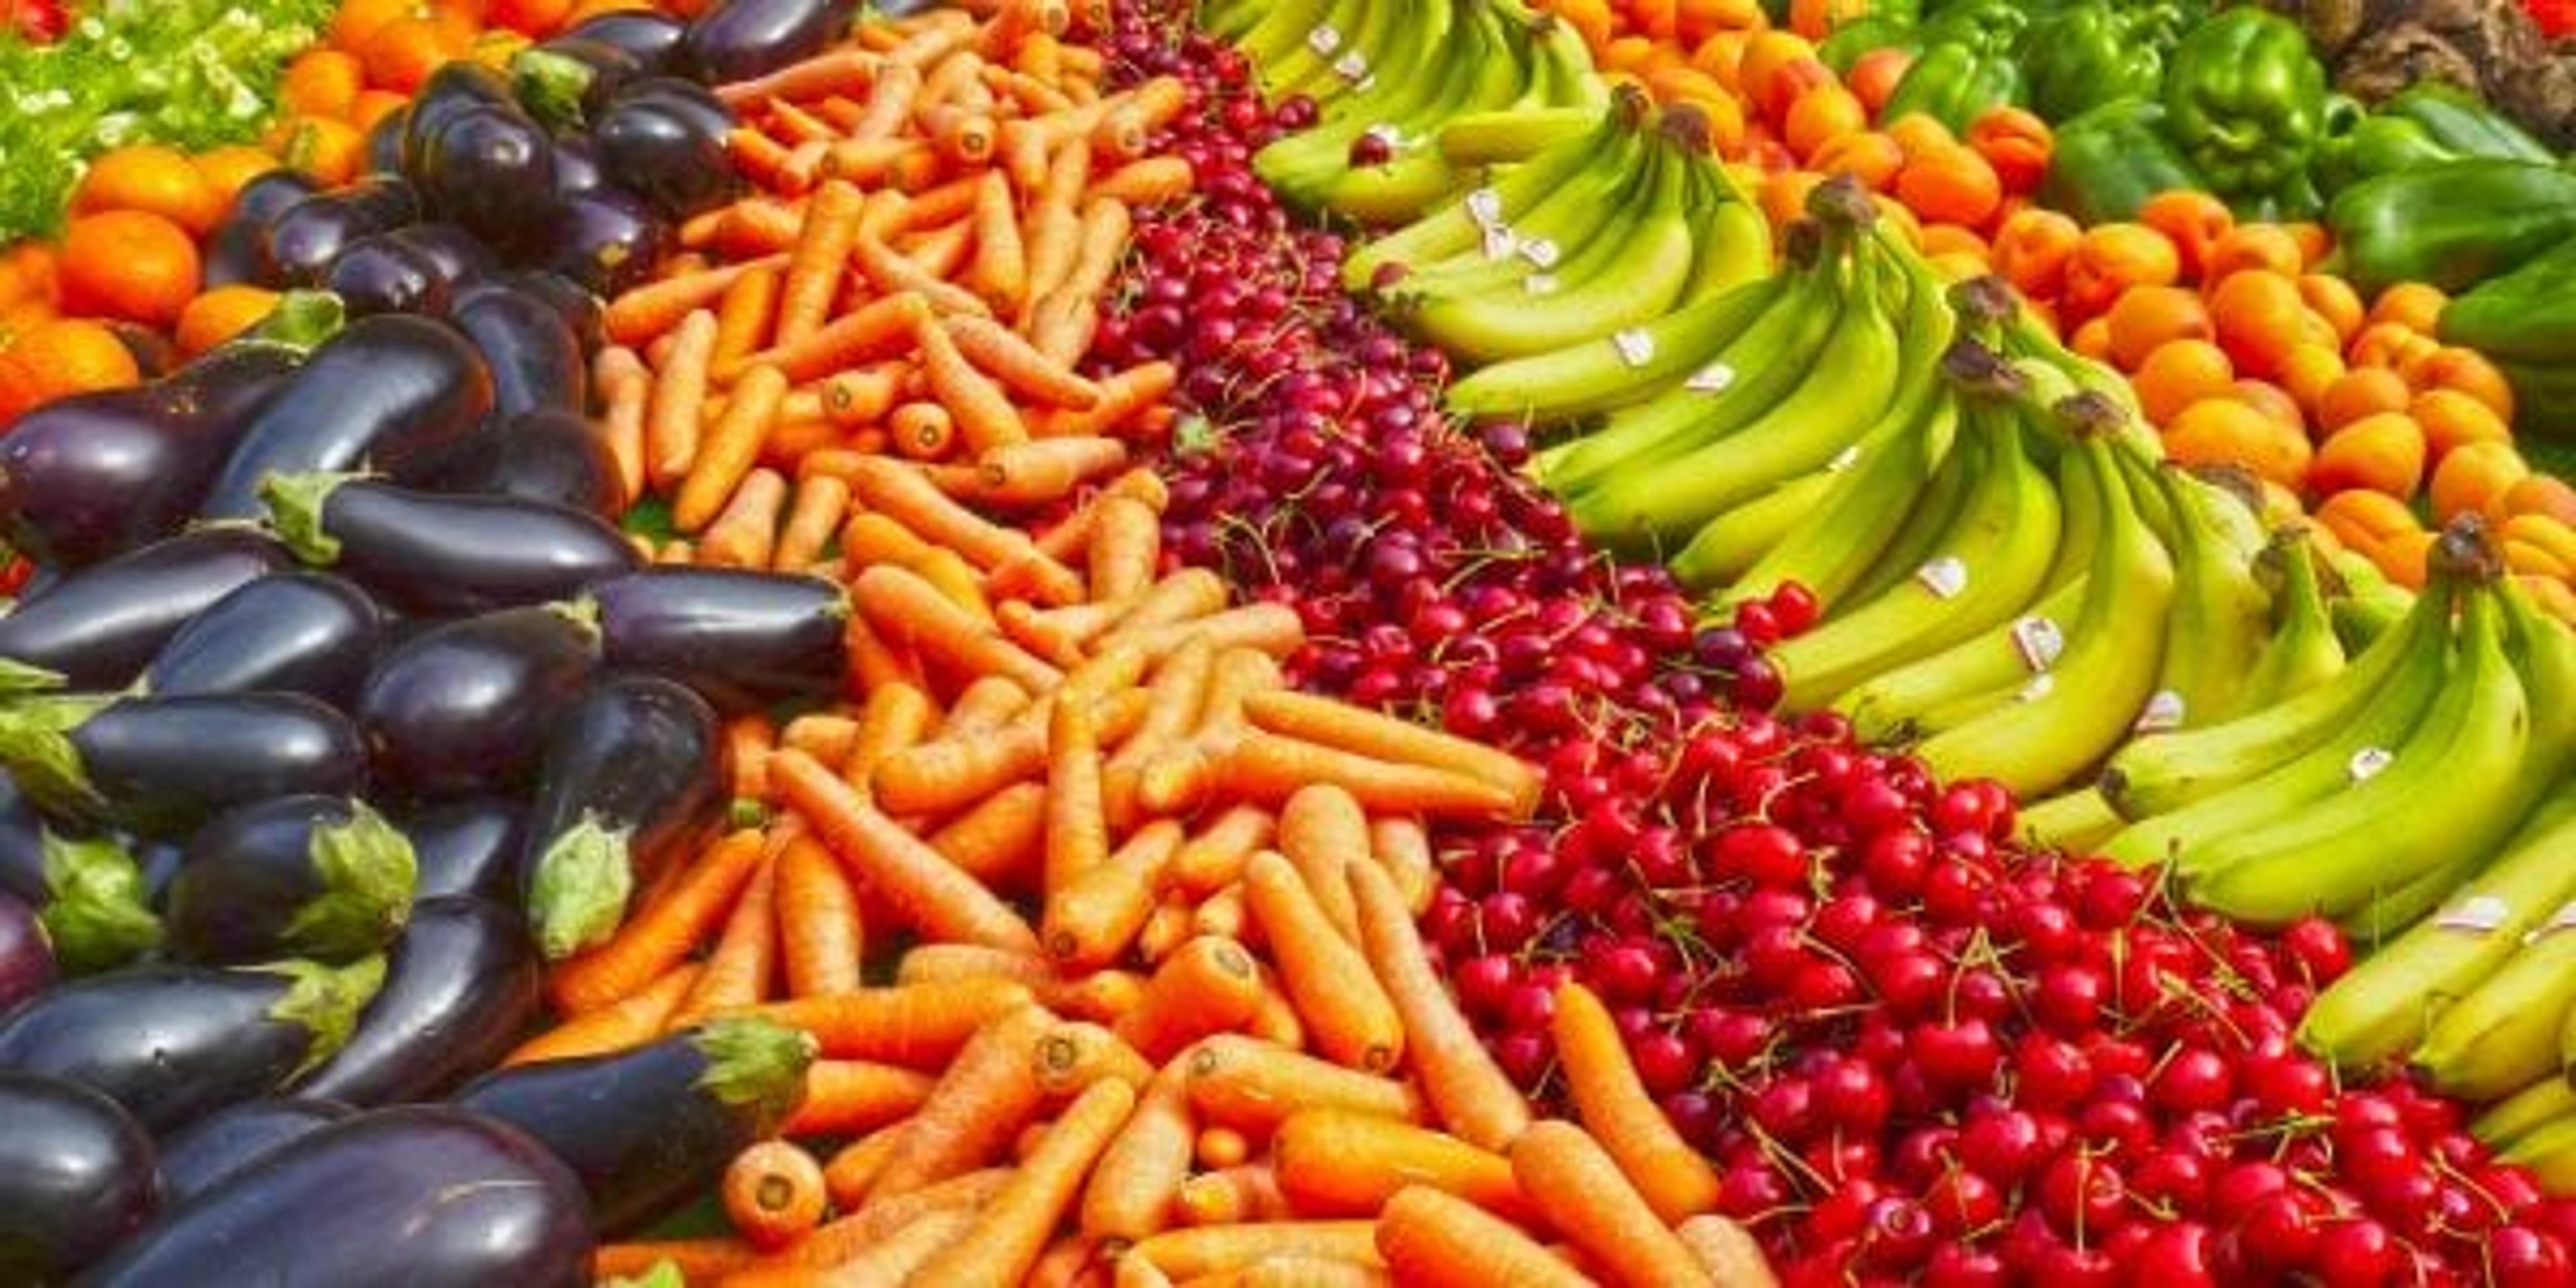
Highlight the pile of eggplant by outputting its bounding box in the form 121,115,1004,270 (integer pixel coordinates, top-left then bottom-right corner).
0,0,870,1281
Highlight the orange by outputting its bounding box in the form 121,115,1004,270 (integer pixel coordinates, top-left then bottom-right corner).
1990,207,2080,301
2137,190,2232,283
2410,347,2515,422
2316,367,2412,434
1845,48,1912,117
6,319,142,402
1756,170,1823,235
1892,146,2001,230
2284,222,2332,269
2504,475,2576,526
2206,270,2306,378
268,117,369,186
2503,539,2572,580
2524,576,2576,627
2308,412,2428,499
2345,321,2429,372
1883,113,1957,161
2102,285,2211,372
1782,85,1866,163
2203,225,2302,282
2296,274,2365,343
1808,131,1903,190
1678,0,1762,39
58,211,201,328
1786,0,1869,39
362,12,476,95
0,352,40,427
1690,31,1750,87
2503,514,2576,572
281,48,366,120
1760,58,1835,127
191,146,281,206
2131,338,2234,425
174,286,283,358
2070,316,2112,364
70,144,226,237
2275,343,2345,419
1735,32,1817,116
2409,388,2510,460
329,0,423,53
2428,441,2530,523
2366,282,2446,334
1916,222,1986,261
2163,396,2310,489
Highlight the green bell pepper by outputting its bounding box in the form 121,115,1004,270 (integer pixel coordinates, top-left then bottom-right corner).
1819,15,1922,74
2313,115,2473,195
2039,97,2208,225
2379,83,2555,166
2161,7,2333,205
2326,159,2576,296
2015,0,2204,123
1917,0,2032,54
1880,40,2025,134
2439,235,2576,368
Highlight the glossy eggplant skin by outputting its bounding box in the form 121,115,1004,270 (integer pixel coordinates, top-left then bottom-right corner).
296,897,540,1106
0,529,290,691
0,344,303,568
590,567,850,712
423,408,627,517
569,9,688,71
385,221,498,290
400,61,521,176
0,892,53,1014
152,1097,350,1210
198,314,495,519
0,777,42,906
498,269,607,355
361,107,408,176
0,1071,159,1285
141,572,384,707
0,958,381,1134
532,186,671,297
165,796,415,967
519,674,723,959
680,0,855,84
416,106,559,251
203,171,323,290
278,477,637,617
264,178,421,287
323,233,451,319
595,78,737,219
31,695,362,839
450,281,586,417
548,131,609,198
357,605,602,801
80,1106,593,1288
400,797,526,902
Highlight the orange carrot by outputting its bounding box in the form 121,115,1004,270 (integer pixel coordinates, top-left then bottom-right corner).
1036,360,1175,438
835,455,1083,604
1550,981,1719,1224
781,713,860,768
777,834,864,998
547,829,767,1014
1196,1125,1252,1169
1222,735,1519,820
722,1140,828,1250
609,258,778,346
1366,817,1436,918
856,221,991,318
1127,1224,1385,1281
853,564,1064,692
915,311,1030,453
759,1205,975,1287
845,610,924,693
1277,786,1366,945
1043,818,1183,969
928,780,1050,892
1242,692,1541,816
763,99,839,147
1086,494,1159,602
846,58,922,140
909,1078,1140,1288
714,262,784,375
822,1126,904,1211
782,1059,934,1138
1044,691,1110,892
1108,603,1305,665
1674,1215,1780,1288
1034,1018,1155,1097
745,290,931,385
716,47,883,107
1133,894,1191,965
1080,1057,1196,1246
967,170,1028,311
699,467,791,569
1026,1238,1102,1288
676,362,781,512
1374,1187,1583,1288
732,124,802,194
647,309,721,489
993,600,1088,672
669,848,782,1030
594,1240,761,1282
973,435,1126,507
1000,118,1052,193
595,346,650,506
745,977,1036,1065
869,1002,1057,1199
773,180,866,350
839,509,941,572
1184,1036,1424,1136
1114,936,1265,1064
1346,860,1532,1155
1273,1110,1532,1224
730,711,780,802
1510,1120,1716,1288
506,964,703,1065
822,363,906,427
875,690,1146,816
1169,804,1275,899
771,748,1043,953
1028,290,1097,369
769,1167,1010,1272
1090,156,1194,207
773,473,851,572
938,675,1032,737
888,400,955,460
904,218,979,282
1172,1164,1291,1228
1103,639,1212,828
947,313,1102,409
843,680,938,794
1020,201,1083,326
1241,851,1403,1073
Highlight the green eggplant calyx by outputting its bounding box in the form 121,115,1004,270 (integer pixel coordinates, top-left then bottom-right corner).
527,812,637,961
0,694,115,821
260,470,368,566
38,828,162,974
262,953,389,1078
513,47,598,131
691,1016,819,1133
0,657,66,697
248,290,347,354
281,800,419,961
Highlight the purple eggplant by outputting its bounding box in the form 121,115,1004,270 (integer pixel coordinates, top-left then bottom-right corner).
453,1018,810,1234
152,1097,350,1209
400,61,521,177
500,268,608,354
264,472,637,616
356,604,602,800
0,774,37,906
0,1071,159,1284
519,672,722,959
548,130,609,197
236,170,328,230
201,171,323,290
569,8,688,70
531,186,670,297
80,1106,593,1288
322,233,452,318
385,221,499,290
0,528,290,692
0,956,383,1134
514,38,645,129
264,178,421,287
450,280,587,417
417,105,558,250
362,106,408,176
141,572,385,707
15,829,163,977
422,408,628,517
295,896,539,1106
166,796,415,967
0,892,53,1013
679,0,855,85
400,797,526,902
198,313,495,519
595,78,736,219
587,566,851,712
0,693,364,838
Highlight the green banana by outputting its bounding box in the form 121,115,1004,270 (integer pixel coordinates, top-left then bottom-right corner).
2500,575,2576,799
1343,92,1644,288
1666,468,1841,591
1250,0,1383,101
1846,574,2091,743
1438,106,1599,164
1258,0,1479,204
1230,0,1350,72
2501,1117,2576,1195
2414,902,2576,1102
1442,271,1778,422
2235,527,2347,710
2017,786,2127,853
1322,7,1537,223
2135,463,2273,730
2326,545,2414,653
1673,156,1770,304
1389,127,1654,303
2475,1075,2576,1152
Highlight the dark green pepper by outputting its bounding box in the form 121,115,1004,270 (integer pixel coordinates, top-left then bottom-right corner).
1917,0,2033,53
2016,0,2203,123
1880,40,2025,133
2314,115,2471,195
2039,97,2207,225
1818,15,1922,74
2379,82,2554,166
2161,7,2332,203
2326,158,2576,296
2439,234,2576,368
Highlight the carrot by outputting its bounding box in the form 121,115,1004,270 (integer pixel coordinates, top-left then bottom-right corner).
1343,860,1532,1155
507,964,703,1065
1091,101,1150,164
1172,1164,1290,1228
1128,1224,1385,1281
842,680,936,794
716,46,883,107
745,975,1036,1066
1090,156,1194,207
732,125,804,195
845,610,924,693
936,675,1031,736
855,219,993,318
668,847,782,1030
917,47,987,110
1027,1239,1102,1288
1549,981,1719,1224
594,1239,761,1282
1115,1254,1176,1288
1085,494,1159,602
966,170,1028,312
1513,1121,1714,1287
835,455,1084,604
867,1002,1057,1199
1374,1187,1587,1288
771,180,866,350
763,99,839,146
909,1079,1140,1288
1276,786,1366,945
1242,692,1540,816
924,105,999,168
1029,290,1098,369
853,564,1063,692
1225,735,1519,820
1366,818,1436,918
1037,360,1175,438
903,218,979,282
1184,1036,1424,1136
782,716,860,773
729,711,780,801
989,601,1087,672
1000,119,1052,194
1034,1018,1155,1097
1239,851,1403,1073
763,1167,1010,1273
1189,885,1248,950
1196,1126,1252,1170
700,468,792,569
946,313,1103,410
1674,1216,1780,1288
822,1127,904,1212
927,780,1051,892
749,1205,976,1288
889,400,957,460
822,363,906,427
1132,894,1191,965
1020,200,1083,325
1197,1257,1393,1288
1040,688,1111,886
846,58,922,140
1043,818,1182,969
972,436,1126,508
771,835,862,998
1108,936,1263,1063
610,258,777,346
1062,638,1153,705
771,473,850,572
839,508,940,572
680,364,793,533
874,690,1146,815
745,290,931,385
713,262,785,378
781,1060,935,1140
1167,804,1273,900
722,1140,828,1251
1110,604,1305,665
547,829,767,1015
771,748,1044,953
1274,1110,1532,1224
914,311,1030,453
647,309,722,489
594,346,650,504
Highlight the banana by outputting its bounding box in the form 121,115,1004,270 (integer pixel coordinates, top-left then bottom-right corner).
2326,545,2414,653
1912,435,2178,797
2184,580,2532,927
2500,574,2576,795
2414,902,2576,1102
2475,1076,2576,1152
1255,0,1471,204
1843,573,2091,743
1248,0,1383,101
1666,469,1840,591
1524,9,1607,109
2131,462,2273,730
2017,786,2126,853
1229,0,1350,70
1442,270,1778,422
1680,190,1774,304
1438,105,1599,164
2235,527,2347,710
1387,131,1654,303
2500,1117,2576,1195
1323,7,1538,224
1342,92,1644,289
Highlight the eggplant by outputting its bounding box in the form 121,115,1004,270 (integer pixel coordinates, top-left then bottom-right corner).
235,170,329,230
322,232,453,319
498,268,608,355
264,178,421,287
400,60,521,177
0,1071,159,1284
417,105,559,250
385,221,499,290
198,313,495,519
531,186,671,297
140,571,384,706
0,343,307,568
450,280,587,417
362,105,409,176
401,797,527,901
11,828,163,977
453,1018,812,1234
0,692,364,838
680,0,855,84
569,7,688,71
152,1097,350,1209
595,78,737,219
587,566,851,712
423,407,628,517
201,171,322,290
0,957,384,1134
0,892,53,1013
0,529,290,692
80,1106,593,1288
548,131,609,198
515,38,644,129
0,774,37,906
165,796,416,966
295,896,539,1105
265,472,637,616
356,604,602,800
520,673,722,959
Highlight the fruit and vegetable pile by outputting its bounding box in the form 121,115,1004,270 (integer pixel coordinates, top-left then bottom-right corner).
1,0,2575,1283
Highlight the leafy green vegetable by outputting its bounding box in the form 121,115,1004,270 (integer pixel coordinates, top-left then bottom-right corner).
0,0,337,240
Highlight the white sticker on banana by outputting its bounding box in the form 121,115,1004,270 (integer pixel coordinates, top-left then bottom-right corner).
2347,747,2394,782
1305,24,1340,54
1464,187,1503,227
2017,672,2055,702
1523,274,1560,296
2010,616,2065,672
1519,237,1560,269
1915,556,1968,600
2132,690,2185,735
1611,328,1654,368
1687,363,1735,393
1332,51,1369,83
2435,895,2511,934
1827,445,1861,473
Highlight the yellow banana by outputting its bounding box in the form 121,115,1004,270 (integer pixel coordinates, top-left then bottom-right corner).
2414,904,2576,1102
2475,1076,2576,1152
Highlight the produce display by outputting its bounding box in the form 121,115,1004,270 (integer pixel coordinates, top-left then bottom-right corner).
1,0,2575,1283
